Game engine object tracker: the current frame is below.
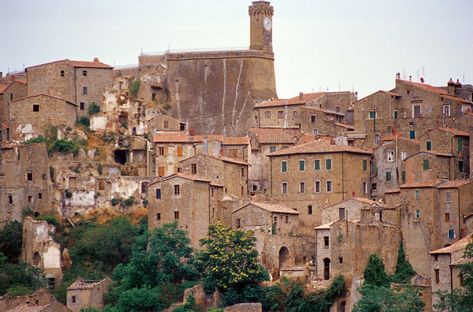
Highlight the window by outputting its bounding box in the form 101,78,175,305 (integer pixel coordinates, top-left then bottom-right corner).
324,236,329,247
311,115,316,123
314,159,321,170
326,180,332,192
374,133,380,145
282,182,288,194
308,205,313,215
176,145,182,157
409,130,416,139
435,269,440,284
174,211,179,219
393,110,398,119
191,164,197,175
28,196,32,203
458,138,463,152
174,185,180,195
448,229,455,240
401,151,407,160
292,111,297,118
236,218,241,228
82,70,87,76
413,105,421,118
315,181,321,193
299,181,305,193
80,102,85,110
156,213,161,221
270,145,276,153
38,193,42,199
325,159,332,170
281,160,287,173
163,120,169,129
82,87,88,95
313,128,318,135
387,151,395,162
386,171,392,182
33,104,40,112
369,111,376,119
299,160,305,171
27,171,33,181
363,182,368,194
423,159,430,171
459,161,464,173
339,256,343,264
285,215,289,223
443,105,451,117
339,208,346,220
446,191,452,202
278,111,284,119
156,188,161,199
445,213,450,222
265,111,271,118
415,210,421,218
415,190,420,200
60,70,64,77
401,171,406,183
72,295,76,303
362,159,367,171
371,183,377,191
158,147,165,156
426,141,432,151
8,194,13,204
132,127,137,135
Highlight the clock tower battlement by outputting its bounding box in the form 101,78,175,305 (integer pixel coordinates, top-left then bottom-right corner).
249,1,273,53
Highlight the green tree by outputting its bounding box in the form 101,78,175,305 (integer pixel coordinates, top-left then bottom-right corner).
0,221,22,263
129,80,140,97
198,222,268,291
363,254,390,288
87,102,101,115
0,253,46,296
392,240,416,283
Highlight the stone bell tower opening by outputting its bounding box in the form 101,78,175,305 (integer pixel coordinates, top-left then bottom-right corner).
249,1,274,53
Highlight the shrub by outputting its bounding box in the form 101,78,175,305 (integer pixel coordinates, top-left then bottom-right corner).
77,116,90,128
22,207,33,219
49,139,79,156
122,197,135,208
142,199,148,208
37,215,60,228
23,136,48,145
88,103,101,115
130,80,141,97
6,285,34,296
111,198,121,206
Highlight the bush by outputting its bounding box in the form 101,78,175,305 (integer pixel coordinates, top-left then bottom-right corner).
7,285,34,296
0,221,22,263
22,207,33,219
392,241,416,284
49,139,79,156
88,103,101,115
111,198,120,206
130,80,140,97
77,116,90,128
122,197,135,208
23,136,48,145
37,215,60,228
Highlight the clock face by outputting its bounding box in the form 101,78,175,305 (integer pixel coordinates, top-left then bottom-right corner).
264,17,272,31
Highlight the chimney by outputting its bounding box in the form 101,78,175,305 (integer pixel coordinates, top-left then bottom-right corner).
409,75,412,82
420,77,424,83
203,138,208,154
447,78,455,95
0,72,3,79
396,72,401,80
93,57,99,62
299,92,303,100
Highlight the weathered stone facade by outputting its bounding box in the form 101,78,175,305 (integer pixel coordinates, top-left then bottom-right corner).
67,278,111,312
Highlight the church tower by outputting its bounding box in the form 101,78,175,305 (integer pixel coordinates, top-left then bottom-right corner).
248,1,274,53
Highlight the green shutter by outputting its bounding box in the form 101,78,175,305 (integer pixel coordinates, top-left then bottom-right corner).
299,160,305,171
458,138,463,152
423,159,429,171
363,159,367,171
281,161,287,172
326,159,332,170
314,160,320,170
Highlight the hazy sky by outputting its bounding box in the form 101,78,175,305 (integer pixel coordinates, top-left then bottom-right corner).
1,0,472,98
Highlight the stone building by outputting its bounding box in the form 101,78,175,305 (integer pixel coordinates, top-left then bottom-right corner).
132,1,277,135
430,234,473,308
299,106,352,136
0,288,68,312
178,153,249,198
404,151,454,183
232,201,315,278
0,143,51,225
399,180,473,276
10,94,78,141
372,136,420,199
147,173,225,248
25,58,113,116
248,127,305,194
0,78,27,141
267,140,372,229
21,217,62,288
354,78,473,148
148,114,187,134
67,278,111,312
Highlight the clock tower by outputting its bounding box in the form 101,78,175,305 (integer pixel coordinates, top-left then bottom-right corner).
249,1,274,53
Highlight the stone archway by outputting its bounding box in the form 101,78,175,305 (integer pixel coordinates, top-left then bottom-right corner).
323,258,331,280
279,246,290,270
32,252,41,266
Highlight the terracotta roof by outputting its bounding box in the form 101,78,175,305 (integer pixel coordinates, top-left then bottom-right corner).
334,122,354,130
192,134,225,142
222,136,249,145
398,80,472,104
254,92,324,108
249,127,303,144
0,82,12,94
385,188,401,194
301,106,345,116
7,304,51,312
147,173,213,187
437,180,473,189
180,153,249,166
234,201,300,215
430,234,473,255
356,90,401,102
12,94,77,106
400,180,442,188
438,127,470,137
12,77,26,84
268,140,372,157
27,59,112,70
405,151,452,160
153,133,192,143
67,279,108,290
296,133,319,145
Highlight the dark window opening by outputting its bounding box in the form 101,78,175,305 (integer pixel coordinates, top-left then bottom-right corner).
60,70,64,77
174,211,179,219
174,185,180,195
156,213,161,221
114,150,128,165
308,205,313,215
38,193,42,199
82,70,87,76
324,236,329,246
83,87,88,95
191,164,197,175
80,102,85,110
33,104,40,112
8,194,13,204
27,171,33,181
156,188,161,199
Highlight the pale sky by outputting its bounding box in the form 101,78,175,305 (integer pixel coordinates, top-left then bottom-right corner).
1,0,472,98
